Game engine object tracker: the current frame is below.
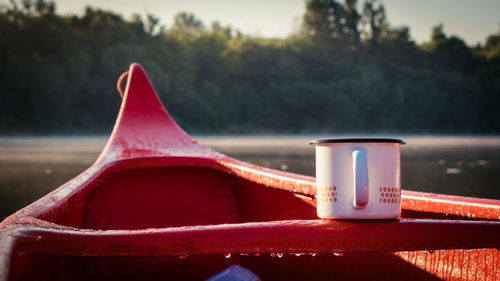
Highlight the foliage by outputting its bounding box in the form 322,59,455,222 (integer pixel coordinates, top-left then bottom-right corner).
0,0,499,135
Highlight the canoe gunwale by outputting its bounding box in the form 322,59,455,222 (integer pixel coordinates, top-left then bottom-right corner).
7,217,500,257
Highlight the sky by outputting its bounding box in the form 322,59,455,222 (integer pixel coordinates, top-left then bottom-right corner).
48,0,500,45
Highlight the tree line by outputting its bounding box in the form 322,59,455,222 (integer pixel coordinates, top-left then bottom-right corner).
1,0,499,135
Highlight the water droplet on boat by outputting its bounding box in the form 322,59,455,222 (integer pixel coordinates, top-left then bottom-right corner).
224,253,231,259
481,248,486,251
333,252,343,257
253,253,260,256
294,253,302,257
428,250,435,254
402,251,408,254
421,251,427,254
466,249,472,252
277,253,283,258
457,249,463,252
270,253,276,258
309,253,316,256
240,253,249,256
439,250,445,252
178,255,187,259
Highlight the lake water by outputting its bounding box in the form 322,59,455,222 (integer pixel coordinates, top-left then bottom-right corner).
0,136,499,220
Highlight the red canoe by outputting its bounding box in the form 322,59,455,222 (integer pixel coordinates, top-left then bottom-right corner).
1,63,499,281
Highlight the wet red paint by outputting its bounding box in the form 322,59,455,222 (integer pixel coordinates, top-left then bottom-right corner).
1,63,499,280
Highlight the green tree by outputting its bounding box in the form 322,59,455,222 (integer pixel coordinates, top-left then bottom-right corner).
361,0,386,44
302,0,361,49
424,25,474,72
482,30,500,60
172,12,205,35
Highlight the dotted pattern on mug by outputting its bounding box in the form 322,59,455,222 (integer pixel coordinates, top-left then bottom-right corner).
379,187,400,204
316,186,338,203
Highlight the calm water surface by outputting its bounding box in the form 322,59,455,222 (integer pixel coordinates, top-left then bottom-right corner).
0,136,499,220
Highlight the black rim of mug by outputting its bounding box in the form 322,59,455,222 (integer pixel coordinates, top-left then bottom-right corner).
310,138,406,145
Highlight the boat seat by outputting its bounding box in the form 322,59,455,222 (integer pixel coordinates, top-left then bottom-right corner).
81,166,239,230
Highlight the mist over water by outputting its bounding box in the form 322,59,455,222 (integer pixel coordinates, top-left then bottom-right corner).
0,136,499,220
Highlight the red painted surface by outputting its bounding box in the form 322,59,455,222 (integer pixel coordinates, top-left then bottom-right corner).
1,63,499,281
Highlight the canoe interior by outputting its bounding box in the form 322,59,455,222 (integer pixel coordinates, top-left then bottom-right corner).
52,162,465,230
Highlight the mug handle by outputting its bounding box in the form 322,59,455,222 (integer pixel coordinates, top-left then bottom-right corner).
352,149,369,208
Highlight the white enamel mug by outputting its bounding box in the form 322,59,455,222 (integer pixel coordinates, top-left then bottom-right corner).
310,138,406,219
